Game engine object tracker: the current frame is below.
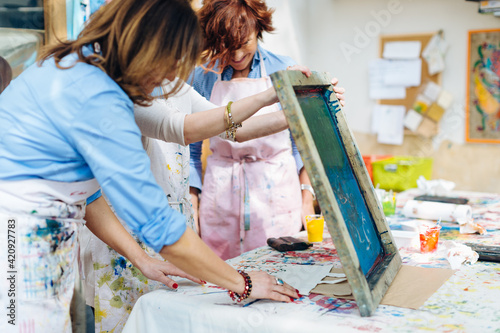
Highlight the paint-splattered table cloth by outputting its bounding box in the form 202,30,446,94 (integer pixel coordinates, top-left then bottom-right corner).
123,190,500,333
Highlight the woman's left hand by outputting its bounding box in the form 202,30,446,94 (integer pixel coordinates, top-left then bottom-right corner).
247,271,299,302
137,256,204,289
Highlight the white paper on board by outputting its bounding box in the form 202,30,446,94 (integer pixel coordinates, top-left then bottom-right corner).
383,41,422,59
422,33,448,75
373,104,406,145
369,59,407,100
437,90,453,109
383,59,422,87
422,81,442,102
404,109,424,132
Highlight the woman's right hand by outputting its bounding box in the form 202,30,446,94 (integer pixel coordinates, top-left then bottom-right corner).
247,271,299,302
286,64,312,78
137,255,204,289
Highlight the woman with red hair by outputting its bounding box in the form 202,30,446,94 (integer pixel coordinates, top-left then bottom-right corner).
190,0,345,260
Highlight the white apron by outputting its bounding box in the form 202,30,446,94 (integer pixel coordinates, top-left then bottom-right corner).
0,178,99,333
199,59,302,260
82,96,194,333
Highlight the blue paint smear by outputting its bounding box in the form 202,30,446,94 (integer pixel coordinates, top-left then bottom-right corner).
296,88,384,276
112,256,128,275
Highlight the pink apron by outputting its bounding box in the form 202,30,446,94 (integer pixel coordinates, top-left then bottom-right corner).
199,58,302,260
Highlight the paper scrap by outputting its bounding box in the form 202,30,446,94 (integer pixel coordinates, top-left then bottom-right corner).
416,176,456,196
311,265,456,310
383,59,422,87
422,81,442,102
383,41,422,59
404,109,424,132
373,105,405,145
422,33,448,75
326,273,346,278
426,104,445,122
272,264,334,296
437,90,453,109
317,278,347,285
416,117,438,138
459,220,487,235
369,59,407,100
445,241,479,269
412,94,432,114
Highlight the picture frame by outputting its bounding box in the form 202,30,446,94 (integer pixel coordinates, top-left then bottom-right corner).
270,71,402,317
466,28,500,144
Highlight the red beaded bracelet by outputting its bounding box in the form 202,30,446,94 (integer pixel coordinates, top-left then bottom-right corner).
228,270,252,302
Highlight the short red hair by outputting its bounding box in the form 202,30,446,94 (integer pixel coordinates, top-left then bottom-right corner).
198,0,275,71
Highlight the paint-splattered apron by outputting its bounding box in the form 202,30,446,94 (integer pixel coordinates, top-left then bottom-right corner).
0,178,99,333
199,60,302,260
82,97,194,333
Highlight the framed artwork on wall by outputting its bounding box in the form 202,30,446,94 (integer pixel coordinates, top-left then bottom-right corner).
466,28,500,144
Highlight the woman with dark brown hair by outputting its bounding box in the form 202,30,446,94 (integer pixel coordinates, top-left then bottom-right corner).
0,0,298,331
0,56,12,93
190,0,345,260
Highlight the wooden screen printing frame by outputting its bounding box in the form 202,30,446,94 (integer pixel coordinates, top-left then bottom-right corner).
271,71,402,317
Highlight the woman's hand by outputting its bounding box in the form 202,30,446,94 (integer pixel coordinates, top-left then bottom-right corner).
247,271,299,302
287,65,312,78
261,63,314,106
285,68,345,107
331,77,346,107
136,256,204,289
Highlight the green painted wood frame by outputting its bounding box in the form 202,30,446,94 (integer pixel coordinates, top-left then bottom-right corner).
271,70,402,317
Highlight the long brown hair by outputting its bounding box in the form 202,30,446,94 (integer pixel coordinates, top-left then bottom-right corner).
198,0,275,72
0,56,12,94
38,0,202,106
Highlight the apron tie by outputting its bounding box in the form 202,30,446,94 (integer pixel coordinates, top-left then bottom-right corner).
238,155,261,253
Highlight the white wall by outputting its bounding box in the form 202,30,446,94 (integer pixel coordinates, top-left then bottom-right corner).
262,0,500,145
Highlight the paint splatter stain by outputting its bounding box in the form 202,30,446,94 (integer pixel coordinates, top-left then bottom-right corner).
110,277,131,292
110,295,123,308
111,256,128,275
97,272,112,288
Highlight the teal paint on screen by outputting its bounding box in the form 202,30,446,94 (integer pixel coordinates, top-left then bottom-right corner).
296,88,384,276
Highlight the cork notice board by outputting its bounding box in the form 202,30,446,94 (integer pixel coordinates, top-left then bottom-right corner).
378,32,442,111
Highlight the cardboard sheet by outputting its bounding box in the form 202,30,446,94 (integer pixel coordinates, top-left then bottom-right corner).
310,265,456,309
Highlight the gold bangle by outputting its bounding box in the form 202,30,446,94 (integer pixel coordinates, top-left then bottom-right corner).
226,101,234,128
224,101,243,140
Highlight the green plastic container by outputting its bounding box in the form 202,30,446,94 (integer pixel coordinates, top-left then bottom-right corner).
372,156,433,192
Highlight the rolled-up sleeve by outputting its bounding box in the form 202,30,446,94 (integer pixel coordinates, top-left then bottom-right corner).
69,87,186,252
134,100,186,145
86,189,102,205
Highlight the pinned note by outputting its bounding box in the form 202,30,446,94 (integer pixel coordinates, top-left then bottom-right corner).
372,105,405,145
383,41,422,59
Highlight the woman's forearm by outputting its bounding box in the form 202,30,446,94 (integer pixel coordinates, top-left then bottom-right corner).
234,111,288,142
159,227,246,293
183,87,277,144
84,196,148,267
